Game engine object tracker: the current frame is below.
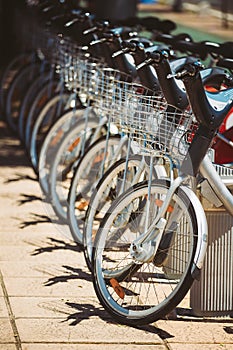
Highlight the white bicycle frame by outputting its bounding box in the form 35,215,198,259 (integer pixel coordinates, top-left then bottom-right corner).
127,152,233,278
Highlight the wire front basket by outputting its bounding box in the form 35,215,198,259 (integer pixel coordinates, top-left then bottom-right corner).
108,82,196,160
94,67,132,112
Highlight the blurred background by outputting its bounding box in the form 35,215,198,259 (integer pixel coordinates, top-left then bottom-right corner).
0,0,232,67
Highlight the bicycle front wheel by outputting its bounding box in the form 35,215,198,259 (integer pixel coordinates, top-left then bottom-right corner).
83,154,156,271
93,179,198,326
48,111,101,221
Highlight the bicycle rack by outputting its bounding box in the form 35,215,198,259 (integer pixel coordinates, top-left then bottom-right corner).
190,209,233,317
190,159,233,317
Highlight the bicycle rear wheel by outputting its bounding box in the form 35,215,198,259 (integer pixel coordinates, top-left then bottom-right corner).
93,179,198,326
18,70,52,141
68,134,129,245
5,62,42,132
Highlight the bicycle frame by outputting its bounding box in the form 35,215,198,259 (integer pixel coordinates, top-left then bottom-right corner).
128,151,233,277
200,155,233,215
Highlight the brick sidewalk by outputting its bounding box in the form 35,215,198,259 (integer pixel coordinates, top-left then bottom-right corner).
0,117,233,350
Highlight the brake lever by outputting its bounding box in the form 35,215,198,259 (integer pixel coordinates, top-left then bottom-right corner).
65,18,79,27
83,26,98,35
167,61,205,79
89,37,107,46
136,58,153,70
112,47,131,58
167,71,187,79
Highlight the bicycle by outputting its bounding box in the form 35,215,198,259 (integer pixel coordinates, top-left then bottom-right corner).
91,60,233,326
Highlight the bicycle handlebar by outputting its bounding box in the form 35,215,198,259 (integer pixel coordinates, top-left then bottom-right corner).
217,57,233,71
155,33,233,60
136,50,171,70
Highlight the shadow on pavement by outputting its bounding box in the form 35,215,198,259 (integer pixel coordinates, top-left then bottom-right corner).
43,265,92,286
0,121,31,167
63,300,174,339
30,237,83,255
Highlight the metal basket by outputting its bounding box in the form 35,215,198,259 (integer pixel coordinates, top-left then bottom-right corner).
94,69,135,117
75,58,107,99
58,48,106,99
36,29,65,66
108,81,196,159
56,38,85,89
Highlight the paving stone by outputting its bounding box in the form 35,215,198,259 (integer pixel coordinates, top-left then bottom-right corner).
0,318,16,343
0,297,8,317
0,232,55,246
0,261,85,278
169,344,233,350
16,318,164,344
21,344,166,350
0,345,16,350
9,297,101,318
0,245,84,264
156,320,233,345
4,276,96,298
0,246,43,261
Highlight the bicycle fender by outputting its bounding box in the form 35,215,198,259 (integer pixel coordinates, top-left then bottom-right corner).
181,185,208,279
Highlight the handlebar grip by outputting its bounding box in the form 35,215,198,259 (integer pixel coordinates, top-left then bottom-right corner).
121,41,137,50
139,16,160,31
217,57,233,71
102,32,114,40
83,20,109,35
146,51,161,62
159,19,177,33
173,40,208,59
202,41,221,55
219,42,233,59
83,26,97,35
140,17,176,33
154,33,210,59
153,33,173,45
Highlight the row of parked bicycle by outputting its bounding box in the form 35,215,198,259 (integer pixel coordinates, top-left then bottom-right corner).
1,0,233,326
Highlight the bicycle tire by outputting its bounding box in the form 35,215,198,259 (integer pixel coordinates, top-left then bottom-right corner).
0,51,37,114
39,108,84,196
68,134,130,245
93,179,199,326
47,110,101,223
5,61,42,132
29,91,71,171
18,69,53,141
24,79,60,149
